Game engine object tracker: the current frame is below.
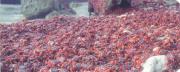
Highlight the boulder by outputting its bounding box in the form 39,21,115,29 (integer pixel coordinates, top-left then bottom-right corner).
142,55,168,72
21,0,55,19
45,11,61,19
177,0,180,3
21,0,75,20
177,69,180,72
45,9,76,19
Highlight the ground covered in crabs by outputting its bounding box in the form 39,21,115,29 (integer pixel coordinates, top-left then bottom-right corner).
1,2,180,72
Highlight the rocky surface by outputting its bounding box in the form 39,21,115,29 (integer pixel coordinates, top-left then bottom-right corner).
89,0,179,15
45,11,61,19
21,0,76,20
142,55,168,72
21,0,55,19
70,2,89,17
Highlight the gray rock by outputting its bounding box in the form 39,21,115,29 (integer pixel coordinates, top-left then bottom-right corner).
21,0,76,20
142,55,168,72
177,69,180,72
21,0,55,19
177,0,180,4
45,9,76,19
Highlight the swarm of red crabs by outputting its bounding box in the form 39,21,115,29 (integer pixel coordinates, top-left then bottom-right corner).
0,9,180,72
0,0,180,72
